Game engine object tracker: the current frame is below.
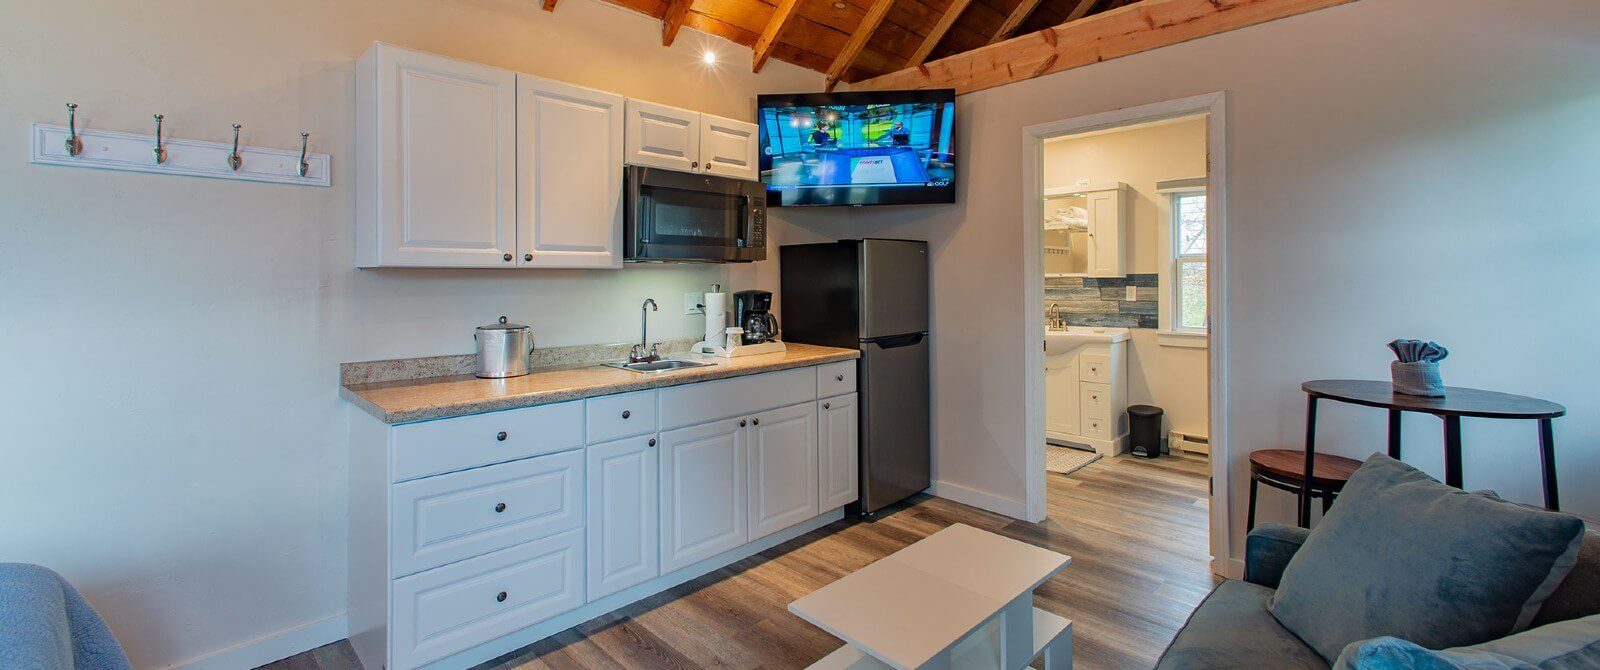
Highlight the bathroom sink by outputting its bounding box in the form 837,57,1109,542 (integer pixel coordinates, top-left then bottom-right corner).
1045,327,1130,355
603,359,717,373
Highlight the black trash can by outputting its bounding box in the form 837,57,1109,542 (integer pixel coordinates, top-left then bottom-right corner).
1127,405,1164,458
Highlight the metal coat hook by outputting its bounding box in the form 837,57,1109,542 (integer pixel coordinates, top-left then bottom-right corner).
227,124,243,171
296,132,310,177
65,103,83,156
152,114,168,164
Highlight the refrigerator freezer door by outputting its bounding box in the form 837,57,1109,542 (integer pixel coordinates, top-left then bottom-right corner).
858,333,931,514
859,239,929,340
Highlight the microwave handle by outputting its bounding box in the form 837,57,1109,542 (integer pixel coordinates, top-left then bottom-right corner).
736,196,749,248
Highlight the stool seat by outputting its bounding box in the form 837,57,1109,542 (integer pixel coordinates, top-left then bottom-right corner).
1249,449,1362,490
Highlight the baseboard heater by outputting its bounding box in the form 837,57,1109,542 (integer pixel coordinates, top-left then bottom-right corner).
1169,430,1210,455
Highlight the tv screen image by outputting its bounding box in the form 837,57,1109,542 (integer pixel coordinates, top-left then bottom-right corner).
757,90,955,206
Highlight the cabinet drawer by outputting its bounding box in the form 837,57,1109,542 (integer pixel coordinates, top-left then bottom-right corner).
391,450,583,577
658,367,815,430
586,389,658,444
1083,414,1112,440
391,401,583,482
816,361,857,399
1079,354,1112,384
390,529,584,669
1079,383,1112,422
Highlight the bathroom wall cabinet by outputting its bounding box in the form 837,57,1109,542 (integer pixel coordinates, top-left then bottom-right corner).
1042,182,1129,278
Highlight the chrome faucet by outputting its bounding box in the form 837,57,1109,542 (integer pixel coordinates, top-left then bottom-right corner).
630,299,660,363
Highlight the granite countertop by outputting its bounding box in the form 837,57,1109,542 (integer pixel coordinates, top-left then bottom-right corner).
342,343,860,424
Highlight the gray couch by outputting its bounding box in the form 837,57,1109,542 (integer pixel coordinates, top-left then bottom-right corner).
1154,523,1600,669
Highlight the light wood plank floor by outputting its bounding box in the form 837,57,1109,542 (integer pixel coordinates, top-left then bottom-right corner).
261,454,1216,670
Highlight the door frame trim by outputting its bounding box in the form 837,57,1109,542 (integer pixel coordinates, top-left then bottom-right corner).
1020,92,1234,577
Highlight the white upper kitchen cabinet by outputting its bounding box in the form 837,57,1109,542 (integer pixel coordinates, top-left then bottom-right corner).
698,114,760,180
517,75,624,269
356,43,518,268
747,402,819,541
624,99,700,173
625,99,759,180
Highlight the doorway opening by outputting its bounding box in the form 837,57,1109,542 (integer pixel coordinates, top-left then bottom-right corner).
1021,93,1232,577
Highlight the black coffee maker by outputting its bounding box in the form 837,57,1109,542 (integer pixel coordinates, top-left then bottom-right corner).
732,290,779,345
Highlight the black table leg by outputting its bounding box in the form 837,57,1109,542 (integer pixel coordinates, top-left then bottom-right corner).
1538,418,1560,511
1301,395,1318,527
1387,409,1402,459
1443,415,1463,488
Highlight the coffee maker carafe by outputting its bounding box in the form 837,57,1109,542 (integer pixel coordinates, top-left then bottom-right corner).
732,290,779,345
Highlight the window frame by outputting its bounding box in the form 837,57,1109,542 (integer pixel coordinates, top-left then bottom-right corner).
1170,190,1208,335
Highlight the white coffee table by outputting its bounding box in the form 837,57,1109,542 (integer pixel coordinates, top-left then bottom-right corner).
788,524,1073,670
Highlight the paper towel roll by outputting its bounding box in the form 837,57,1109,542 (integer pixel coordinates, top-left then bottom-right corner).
703,291,727,348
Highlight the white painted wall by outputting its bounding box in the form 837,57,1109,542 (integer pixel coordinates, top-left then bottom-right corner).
0,1,822,667
844,0,1600,553
1043,117,1210,437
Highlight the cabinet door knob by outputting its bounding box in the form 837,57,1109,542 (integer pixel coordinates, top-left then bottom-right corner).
739,419,747,427
823,402,830,409
502,253,513,262
835,374,844,382
621,410,631,419
496,431,508,441
495,502,506,513
496,591,508,603
691,161,699,169
752,417,760,426
648,438,657,447
524,253,533,262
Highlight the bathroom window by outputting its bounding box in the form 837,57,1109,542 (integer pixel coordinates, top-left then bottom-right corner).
1171,192,1207,333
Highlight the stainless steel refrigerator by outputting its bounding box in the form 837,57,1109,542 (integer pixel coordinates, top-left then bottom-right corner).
780,239,930,519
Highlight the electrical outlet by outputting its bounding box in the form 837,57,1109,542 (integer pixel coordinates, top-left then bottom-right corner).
685,292,705,315
1125,285,1137,301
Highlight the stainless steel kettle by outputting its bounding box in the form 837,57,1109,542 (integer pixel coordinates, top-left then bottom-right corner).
475,316,534,379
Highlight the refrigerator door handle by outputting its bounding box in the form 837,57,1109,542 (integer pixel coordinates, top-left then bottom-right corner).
865,333,925,349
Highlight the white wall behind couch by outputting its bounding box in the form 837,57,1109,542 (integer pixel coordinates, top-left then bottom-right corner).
842,0,1600,559
0,0,822,667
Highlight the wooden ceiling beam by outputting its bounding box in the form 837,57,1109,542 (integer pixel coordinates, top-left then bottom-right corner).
752,0,803,72
543,0,558,10
662,0,694,46
907,0,973,67
851,0,1360,94
989,0,1045,44
825,0,897,91
1063,0,1099,21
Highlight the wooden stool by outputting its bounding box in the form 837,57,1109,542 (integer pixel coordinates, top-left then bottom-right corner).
1248,449,1362,531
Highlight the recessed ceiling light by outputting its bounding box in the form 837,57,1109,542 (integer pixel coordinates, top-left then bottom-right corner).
701,50,717,65
832,2,845,8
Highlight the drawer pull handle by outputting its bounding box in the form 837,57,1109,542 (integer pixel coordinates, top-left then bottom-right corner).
496,591,508,603
496,431,508,442
823,402,830,409
648,438,657,447
495,502,506,513
835,374,844,382
621,410,631,419
739,419,747,427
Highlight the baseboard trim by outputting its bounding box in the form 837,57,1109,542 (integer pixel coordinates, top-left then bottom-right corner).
169,612,348,670
930,480,1030,520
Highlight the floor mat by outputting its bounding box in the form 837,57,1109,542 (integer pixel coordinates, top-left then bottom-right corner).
1046,444,1101,476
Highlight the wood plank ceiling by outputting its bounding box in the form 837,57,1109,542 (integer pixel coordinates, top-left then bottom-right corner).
545,0,1132,89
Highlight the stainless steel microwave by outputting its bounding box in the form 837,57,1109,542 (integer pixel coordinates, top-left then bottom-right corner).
624,166,766,263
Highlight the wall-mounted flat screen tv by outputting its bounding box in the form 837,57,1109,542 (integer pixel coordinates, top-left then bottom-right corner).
757,89,956,207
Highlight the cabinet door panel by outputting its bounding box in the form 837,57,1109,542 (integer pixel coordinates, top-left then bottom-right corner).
518,75,623,268
699,114,758,180
659,417,747,572
1045,354,1080,437
748,402,819,540
586,435,659,601
1086,189,1121,277
372,45,516,267
818,394,859,512
625,100,699,172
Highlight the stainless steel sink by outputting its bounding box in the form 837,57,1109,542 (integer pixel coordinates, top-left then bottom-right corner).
603,359,717,373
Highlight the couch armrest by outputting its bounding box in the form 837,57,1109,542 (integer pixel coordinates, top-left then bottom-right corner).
1244,523,1311,589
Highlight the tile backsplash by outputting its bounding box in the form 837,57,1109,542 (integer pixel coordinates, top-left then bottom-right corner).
1045,274,1158,329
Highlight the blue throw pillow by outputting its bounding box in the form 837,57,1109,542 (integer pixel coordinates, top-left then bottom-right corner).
1269,454,1585,662
1334,613,1600,669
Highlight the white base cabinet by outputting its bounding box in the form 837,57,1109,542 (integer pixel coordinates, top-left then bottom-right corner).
349,362,858,670
1044,342,1129,456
